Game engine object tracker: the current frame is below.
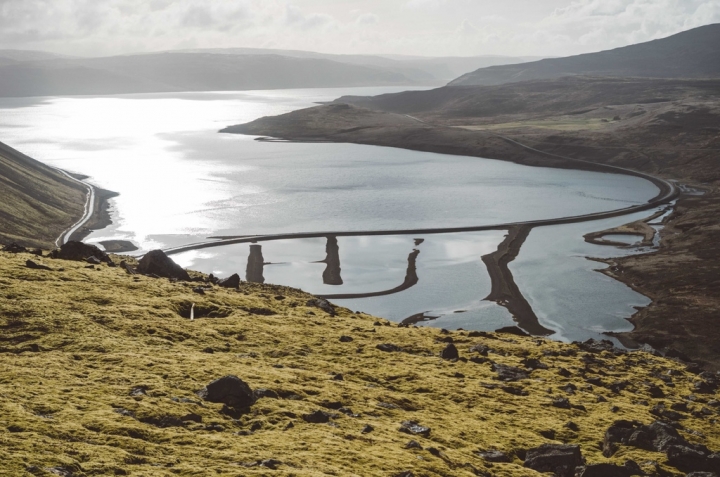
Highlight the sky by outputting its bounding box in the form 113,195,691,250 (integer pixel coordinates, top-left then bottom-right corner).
0,0,719,58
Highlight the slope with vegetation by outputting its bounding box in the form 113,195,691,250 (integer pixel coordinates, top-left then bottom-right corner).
1,247,719,476
450,24,720,86
0,141,87,249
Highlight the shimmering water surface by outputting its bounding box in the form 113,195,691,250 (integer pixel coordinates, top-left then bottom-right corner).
0,87,662,341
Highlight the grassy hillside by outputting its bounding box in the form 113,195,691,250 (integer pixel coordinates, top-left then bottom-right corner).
1,249,719,476
450,23,720,86
0,141,86,249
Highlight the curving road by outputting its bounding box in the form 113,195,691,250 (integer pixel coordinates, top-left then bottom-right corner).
53,168,96,247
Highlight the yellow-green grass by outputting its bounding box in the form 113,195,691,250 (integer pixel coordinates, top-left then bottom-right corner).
0,251,718,476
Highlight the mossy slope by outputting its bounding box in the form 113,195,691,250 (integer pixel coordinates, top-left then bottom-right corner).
0,251,718,476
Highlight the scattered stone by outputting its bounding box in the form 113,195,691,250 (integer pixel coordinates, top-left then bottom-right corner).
302,410,332,424
260,459,282,470
576,339,619,354
468,344,490,355
181,413,202,423
539,429,556,439
129,386,147,397
523,444,582,477
495,326,529,336
192,287,206,295
86,256,101,265
405,440,423,449
253,388,279,401
197,375,256,409
440,343,459,360
2,242,27,253
501,385,529,396
339,336,353,342
361,424,374,434
45,467,74,477
576,463,639,476
398,420,431,438
332,373,344,381
119,261,136,275
558,368,572,377
25,260,52,271
376,343,402,353
218,273,240,288
137,250,190,281
54,241,110,263
139,415,186,428
565,421,579,432
552,397,571,409
492,363,529,381
477,450,511,463
603,419,708,458
522,358,548,369
306,298,336,316
650,403,685,421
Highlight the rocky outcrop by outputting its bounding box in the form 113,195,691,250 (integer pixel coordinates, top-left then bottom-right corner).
523,444,583,477
53,241,110,263
197,375,256,409
137,250,190,281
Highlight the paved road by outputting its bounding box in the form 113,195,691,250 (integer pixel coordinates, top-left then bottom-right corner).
54,168,96,247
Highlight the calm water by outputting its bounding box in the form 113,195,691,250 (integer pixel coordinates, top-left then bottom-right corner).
0,88,662,342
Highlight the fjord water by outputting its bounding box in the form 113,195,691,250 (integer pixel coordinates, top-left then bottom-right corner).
0,87,659,341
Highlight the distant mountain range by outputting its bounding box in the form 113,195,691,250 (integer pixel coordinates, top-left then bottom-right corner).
0,48,541,98
451,23,720,86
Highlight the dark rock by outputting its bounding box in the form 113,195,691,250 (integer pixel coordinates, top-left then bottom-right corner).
86,256,101,265
522,358,548,369
339,336,353,342
302,410,332,423
576,339,618,354
405,440,423,449
260,459,283,470
392,472,414,477
671,402,690,412
218,273,240,288
137,250,190,281
427,447,442,457
492,363,529,381
558,368,572,377
603,419,700,457
120,261,136,275
523,444,582,477
495,326,529,336
647,385,665,398
253,388,279,400
666,445,711,473
440,343,459,360
332,373,344,381
686,473,718,477
501,385,529,396
192,287,206,295
180,413,202,423
306,298,336,316
539,429,556,439
139,415,186,428
129,386,147,397
687,363,704,374
25,260,52,271
609,381,630,393
477,450,511,463
45,467,74,477
398,420,431,438
468,344,490,355
577,463,638,477
55,241,110,263
197,375,256,409
376,343,402,353
361,424,374,434
319,401,344,410
650,403,685,421
552,397,571,409
565,421,579,432
2,242,27,253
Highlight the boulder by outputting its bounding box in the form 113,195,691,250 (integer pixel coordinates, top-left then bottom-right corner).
302,410,332,423
440,343,459,360
377,343,402,353
577,463,639,477
2,242,27,253
398,420,431,438
54,241,110,263
523,444,582,477
478,450,511,463
137,250,190,281
25,260,52,271
218,273,241,288
492,363,530,381
306,298,336,316
197,375,256,409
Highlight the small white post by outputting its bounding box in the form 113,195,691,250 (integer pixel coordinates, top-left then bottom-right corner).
190,303,195,321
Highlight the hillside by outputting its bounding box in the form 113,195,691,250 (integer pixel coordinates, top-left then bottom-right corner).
0,53,428,98
450,24,720,86
0,141,87,249
1,248,719,476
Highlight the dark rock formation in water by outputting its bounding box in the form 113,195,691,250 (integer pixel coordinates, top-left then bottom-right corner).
321,236,343,285
246,244,265,283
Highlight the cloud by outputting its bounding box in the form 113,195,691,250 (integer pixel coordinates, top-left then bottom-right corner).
356,13,379,26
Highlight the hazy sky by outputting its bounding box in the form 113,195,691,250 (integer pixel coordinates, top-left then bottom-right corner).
1,0,719,58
